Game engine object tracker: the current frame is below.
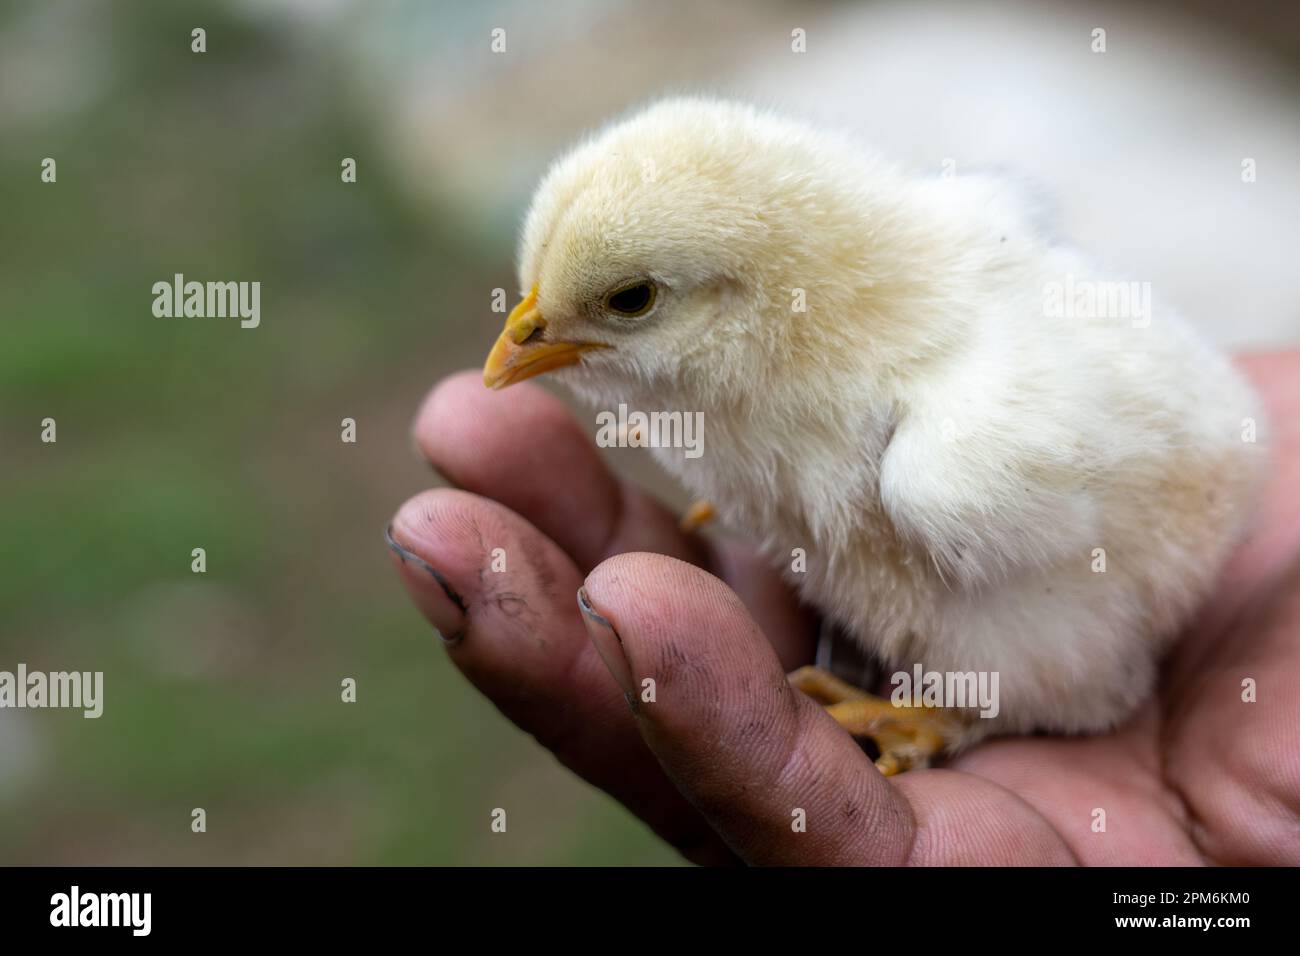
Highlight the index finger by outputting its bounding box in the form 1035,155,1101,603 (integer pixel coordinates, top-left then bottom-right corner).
579,552,1076,865
414,370,700,572
413,370,816,666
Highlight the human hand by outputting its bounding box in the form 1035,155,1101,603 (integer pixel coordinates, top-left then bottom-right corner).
386,352,1300,865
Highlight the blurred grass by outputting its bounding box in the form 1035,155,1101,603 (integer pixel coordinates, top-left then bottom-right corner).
0,0,679,865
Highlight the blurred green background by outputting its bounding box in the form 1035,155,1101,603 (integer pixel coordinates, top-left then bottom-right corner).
1,0,1296,864
0,0,681,865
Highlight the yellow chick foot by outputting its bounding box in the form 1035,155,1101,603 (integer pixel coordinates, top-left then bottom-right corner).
787,664,870,704
787,665,963,776
679,499,716,534
617,422,645,447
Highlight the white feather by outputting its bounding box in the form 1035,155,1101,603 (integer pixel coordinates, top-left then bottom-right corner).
517,97,1266,743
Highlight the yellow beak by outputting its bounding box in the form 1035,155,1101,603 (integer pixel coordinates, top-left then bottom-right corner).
482,285,604,390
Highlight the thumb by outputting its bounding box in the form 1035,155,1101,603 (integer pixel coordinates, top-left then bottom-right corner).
577,552,917,865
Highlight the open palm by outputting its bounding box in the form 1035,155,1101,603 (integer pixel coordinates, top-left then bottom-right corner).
387,353,1299,865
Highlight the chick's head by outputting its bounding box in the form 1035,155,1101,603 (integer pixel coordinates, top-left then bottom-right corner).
483,98,886,402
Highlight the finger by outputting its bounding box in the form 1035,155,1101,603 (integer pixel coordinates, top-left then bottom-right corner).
580,553,1076,865
578,552,919,865
386,488,739,864
1192,351,1300,635
1165,556,1300,865
413,371,699,571
414,370,816,663
706,538,817,672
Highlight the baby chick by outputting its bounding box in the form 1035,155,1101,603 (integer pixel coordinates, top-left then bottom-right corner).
482,98,1264,774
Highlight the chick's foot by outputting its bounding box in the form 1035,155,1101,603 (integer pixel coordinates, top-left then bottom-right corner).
787,665,962,776
787,664,870,705
679,499,716,534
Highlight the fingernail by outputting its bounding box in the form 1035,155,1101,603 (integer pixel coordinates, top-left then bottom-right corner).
577,586,638,710
386,524,467,645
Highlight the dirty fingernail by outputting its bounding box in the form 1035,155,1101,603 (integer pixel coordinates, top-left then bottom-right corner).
577,586,637,707
386,524,467,645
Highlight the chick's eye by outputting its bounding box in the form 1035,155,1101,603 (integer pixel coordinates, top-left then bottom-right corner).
604,281,656,318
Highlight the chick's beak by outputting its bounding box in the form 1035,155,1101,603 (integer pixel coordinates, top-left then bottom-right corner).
482,285,604,390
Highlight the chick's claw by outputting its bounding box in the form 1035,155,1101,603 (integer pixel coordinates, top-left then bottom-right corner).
788,666,960,776
679,499,716,534
786,665,869,705
829,698,964,776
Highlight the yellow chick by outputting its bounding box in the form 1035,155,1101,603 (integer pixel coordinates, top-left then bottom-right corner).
482,98,1265,774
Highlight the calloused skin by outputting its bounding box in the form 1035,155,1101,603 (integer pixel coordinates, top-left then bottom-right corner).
388,353,1300,865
